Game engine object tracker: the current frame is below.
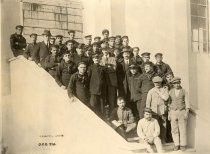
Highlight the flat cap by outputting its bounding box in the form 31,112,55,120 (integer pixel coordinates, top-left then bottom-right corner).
109,36,115,40
165,71,174,77
66,40,74,44
152,76,163,83
77,43,84,49
92,42,99,46
141,52,151,57
122,35,129,40
102,29,109,34
155,53,163,57
30,33,37,37
129,64,138,69
144,108,153,114
92,53,100,59
42,30,52,36
84,35,92,38
16,25,24,29
115,35,121,39
144,61,153,66
94,36,101,40
170,77,181,84
68,30,75,34
55,34,63,38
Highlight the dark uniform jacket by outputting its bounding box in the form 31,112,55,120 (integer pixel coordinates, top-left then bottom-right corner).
72,54,90,67
129,73,142,102
32,41,51,66
89,64,105,95
65,39,79,51
154,62,173,78
67,72,90,104
117,59,135,96
45,54,61,77
139,71,156,94
107,46,115,56
10,33,27,57
83,44,92,52
140,61,155,73
55,60,77,87
24,42,36,59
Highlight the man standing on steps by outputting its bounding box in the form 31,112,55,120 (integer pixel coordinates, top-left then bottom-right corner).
10,25,27,57
67,62,90,106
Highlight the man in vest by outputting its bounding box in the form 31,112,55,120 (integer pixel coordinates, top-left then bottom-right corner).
168,77,190,151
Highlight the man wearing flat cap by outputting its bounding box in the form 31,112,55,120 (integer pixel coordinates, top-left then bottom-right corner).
32,30,51,67
83,35,92,52
55,34,66,59
154,53,173,78
93,36,101,44
137,108,163,153
24,33,37,60
10,25,27,57
140,52,154,73
66,30,79,51
168,77,190,151
128,64,142,120
89,53,106,116
107,36,115,56
146,76,169,143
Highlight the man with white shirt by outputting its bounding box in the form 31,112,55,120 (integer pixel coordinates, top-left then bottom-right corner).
137,108,163,153
32,30,51,67
168,77,190,151
146,76,169,143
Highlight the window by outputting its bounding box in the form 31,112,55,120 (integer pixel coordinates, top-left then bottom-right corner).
190,0,210,53
21,0,83,43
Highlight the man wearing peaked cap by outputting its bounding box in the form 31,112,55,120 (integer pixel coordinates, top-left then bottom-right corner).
92,42,100,54
128,63,142,119
131,47,143,73
24,33,37,60
140,52,154,73
170,77,181,84
10,25,27,57
84,35,92,52
146,75,169,143
121,35,132,52
66,30,79,52
168,76,190,151
94,36,101,44
154,52,173,78
107,36,115,56
55,34,66,59
115,35,122,49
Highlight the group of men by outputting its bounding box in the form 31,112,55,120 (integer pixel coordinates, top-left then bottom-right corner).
10,25,190,153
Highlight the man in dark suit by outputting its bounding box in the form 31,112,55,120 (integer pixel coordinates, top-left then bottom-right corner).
107,36,115,56
66,30,79,51
89,54,105,116
23,33,37,60
154,53,173,78
117,49,134,103
32,30,52,67
10,25,27,57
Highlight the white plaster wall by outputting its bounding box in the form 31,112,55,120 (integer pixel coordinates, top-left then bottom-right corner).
82,0,111,39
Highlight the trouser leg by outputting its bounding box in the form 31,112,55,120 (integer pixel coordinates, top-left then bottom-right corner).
170,110,180,146
178,110,187,146
154,137,163,153
107,86,117,112
139,94,147,119
143,141,155,153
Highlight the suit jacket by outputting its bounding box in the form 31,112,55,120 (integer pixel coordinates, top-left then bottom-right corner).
89,64,105,95
10,33,26,56
32,41,50,65
117,59,135,95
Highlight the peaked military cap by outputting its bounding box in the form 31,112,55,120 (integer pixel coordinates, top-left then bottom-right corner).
170,77,181,84
141,52,151,57
30,33,37,37
68,30,75,34
155,53,163,57
94,36,101,40
84,35,92,39
16,25,24,29
55,34,63,38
